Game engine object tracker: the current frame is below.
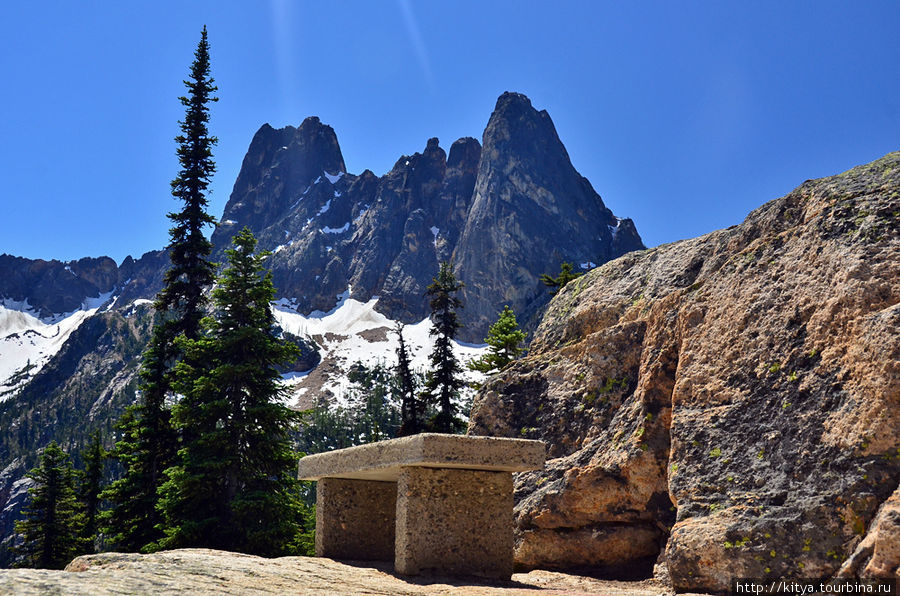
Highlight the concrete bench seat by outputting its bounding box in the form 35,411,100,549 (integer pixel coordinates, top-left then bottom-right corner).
298,433,545,579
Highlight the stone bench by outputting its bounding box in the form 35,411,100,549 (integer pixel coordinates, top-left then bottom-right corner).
297,433,546,580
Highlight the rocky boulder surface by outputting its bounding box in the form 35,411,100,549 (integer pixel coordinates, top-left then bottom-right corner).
469,151,900,591
0,548,691,595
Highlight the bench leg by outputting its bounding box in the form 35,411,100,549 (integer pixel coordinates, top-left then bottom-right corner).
315,478,396,561
394,467,514,579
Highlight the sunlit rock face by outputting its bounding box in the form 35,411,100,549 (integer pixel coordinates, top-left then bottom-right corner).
469,151,900,591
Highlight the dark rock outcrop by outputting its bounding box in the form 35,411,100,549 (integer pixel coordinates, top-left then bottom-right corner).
211,118,346,249
469,151,900,591
0,255,119,317
455,92,643,337
210,93,642,341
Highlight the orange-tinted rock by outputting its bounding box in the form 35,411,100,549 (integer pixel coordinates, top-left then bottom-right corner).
839,483,900,579
469,151,900,591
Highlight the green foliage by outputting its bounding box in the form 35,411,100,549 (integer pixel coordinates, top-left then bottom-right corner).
105,26,219,554
156,228,305,557
422,262,466,433
346,362,402,443
540,262,584,295
77,431,105,553
394,323,422,437
468,306,526,374
14,442,85,569
156,24,218,339
101,325,178,552
298,362,422,454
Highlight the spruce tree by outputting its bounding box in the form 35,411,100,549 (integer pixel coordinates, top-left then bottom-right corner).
395,322,421,437
468,305,527,374
422,262,466,433
14,442,84,569
540,261,583,295
78,431,105,553
156,24,218,338
157,228,305,556
104,26,218,551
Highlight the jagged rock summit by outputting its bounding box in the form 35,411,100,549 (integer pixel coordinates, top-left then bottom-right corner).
456,92,641,334
0,92,643,343
208,91,644,341
468,150,900,591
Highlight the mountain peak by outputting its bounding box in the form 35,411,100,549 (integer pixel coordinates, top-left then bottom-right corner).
495,91,533,111
212,119,346,248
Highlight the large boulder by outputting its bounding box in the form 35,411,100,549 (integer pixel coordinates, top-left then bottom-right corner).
469,151,900,591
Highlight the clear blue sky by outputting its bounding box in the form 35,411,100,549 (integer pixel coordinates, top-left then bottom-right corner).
2,1,898,263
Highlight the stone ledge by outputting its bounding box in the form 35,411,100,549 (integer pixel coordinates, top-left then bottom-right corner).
298,433,545,481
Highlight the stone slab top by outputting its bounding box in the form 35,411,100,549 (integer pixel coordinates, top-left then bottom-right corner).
298,433,546,482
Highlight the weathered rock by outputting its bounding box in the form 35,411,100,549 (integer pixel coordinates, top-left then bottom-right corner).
838,483,900,579
0,548,690,595
469,151,900,592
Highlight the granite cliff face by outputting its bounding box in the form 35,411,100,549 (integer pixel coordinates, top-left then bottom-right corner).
469,152,900,590
455,93,642,335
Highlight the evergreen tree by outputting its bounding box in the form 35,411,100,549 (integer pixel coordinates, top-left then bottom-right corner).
422,262,466,433
156,24,218,338
540,261,583,295
395,323,422,437
157,228,305,557
104,26,218,552
78,431,105,552
14,442,84,569
468,305,527,374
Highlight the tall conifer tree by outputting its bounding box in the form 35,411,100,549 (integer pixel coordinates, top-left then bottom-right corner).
395,322,421,437
103,26,218,551
14,443,84,569
157,228,305,556
422,262,466,433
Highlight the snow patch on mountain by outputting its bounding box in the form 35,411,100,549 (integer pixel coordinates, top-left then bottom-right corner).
272,289,485,408
323,171,344,184
0,297,109,400
322,222,350,234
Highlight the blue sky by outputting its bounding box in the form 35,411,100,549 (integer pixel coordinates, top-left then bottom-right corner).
2,1,898,263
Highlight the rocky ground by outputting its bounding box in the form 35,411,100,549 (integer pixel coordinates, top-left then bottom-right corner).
0,549,700,595
469,151,900,591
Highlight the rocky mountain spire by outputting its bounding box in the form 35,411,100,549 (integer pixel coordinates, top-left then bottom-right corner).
453,92,644,337
211,117,346,249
